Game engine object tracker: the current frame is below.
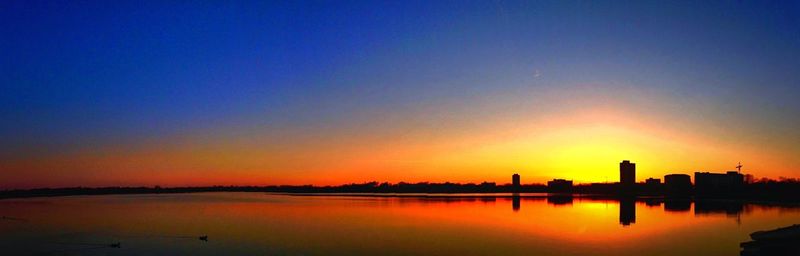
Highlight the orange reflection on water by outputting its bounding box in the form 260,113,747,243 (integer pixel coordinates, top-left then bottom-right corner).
2,193,800,255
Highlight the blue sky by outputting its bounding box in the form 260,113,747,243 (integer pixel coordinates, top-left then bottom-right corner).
2,1,800,187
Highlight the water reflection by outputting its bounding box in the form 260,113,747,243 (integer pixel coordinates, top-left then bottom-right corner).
506,195,798,228
2,193,800,255
619,198,636,226
643,198,662,207
695,200,744,217
664,198,692,212
546,194,573,206
512,194,520,212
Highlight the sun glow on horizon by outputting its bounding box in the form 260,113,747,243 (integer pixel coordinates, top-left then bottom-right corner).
1,84,797,189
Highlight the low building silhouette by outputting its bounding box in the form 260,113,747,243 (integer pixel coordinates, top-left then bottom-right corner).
547,179,573,192
643,177,663,195
695,171,744,195
664,174,692,196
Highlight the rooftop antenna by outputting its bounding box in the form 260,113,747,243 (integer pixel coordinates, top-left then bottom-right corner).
736,162,743,173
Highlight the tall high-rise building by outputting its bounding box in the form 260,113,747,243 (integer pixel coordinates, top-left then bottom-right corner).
620,160,636,185
512,173,521,188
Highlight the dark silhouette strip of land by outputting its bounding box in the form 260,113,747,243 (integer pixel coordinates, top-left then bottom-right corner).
741,224,800,255
2,178,800,202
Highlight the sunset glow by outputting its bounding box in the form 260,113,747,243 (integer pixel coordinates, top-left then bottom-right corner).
2,1,799,189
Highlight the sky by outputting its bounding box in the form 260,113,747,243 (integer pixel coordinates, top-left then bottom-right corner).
2,1,800,189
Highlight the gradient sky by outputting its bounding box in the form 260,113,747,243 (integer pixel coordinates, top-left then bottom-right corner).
2,1,800,188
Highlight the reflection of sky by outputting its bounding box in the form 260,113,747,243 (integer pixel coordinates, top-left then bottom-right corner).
1,193,799,255
2,1,799,187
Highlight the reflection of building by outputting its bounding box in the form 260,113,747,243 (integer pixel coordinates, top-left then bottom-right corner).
664,199,691,212
694,200,744,217
643,198,661,207
664,174,692,195
512,195,520,212
620,160,636,185
619,198,636,226
547,179,573,192
547,194,573,206
694,171,744,194
512,173,521,188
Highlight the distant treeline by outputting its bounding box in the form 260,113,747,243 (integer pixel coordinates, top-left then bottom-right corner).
2,178,800,202
0,182,539,199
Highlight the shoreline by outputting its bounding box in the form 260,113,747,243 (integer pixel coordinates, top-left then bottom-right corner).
2,189,800,207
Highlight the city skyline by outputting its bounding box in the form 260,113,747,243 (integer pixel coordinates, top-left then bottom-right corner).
0,158,768,190
5,158,793,203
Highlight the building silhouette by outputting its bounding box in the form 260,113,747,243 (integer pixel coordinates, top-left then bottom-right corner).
643,178,662,195
620,160,636,185
512,173,520,189
695,171,744,195
664,174,692,195
547,179,573,192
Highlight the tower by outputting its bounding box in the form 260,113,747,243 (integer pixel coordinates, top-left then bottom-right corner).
512,173,520,188
620,160,636,185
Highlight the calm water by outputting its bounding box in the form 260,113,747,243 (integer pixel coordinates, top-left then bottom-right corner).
1,193,799,255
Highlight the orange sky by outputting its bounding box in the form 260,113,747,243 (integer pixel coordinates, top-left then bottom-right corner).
2,83,798,189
